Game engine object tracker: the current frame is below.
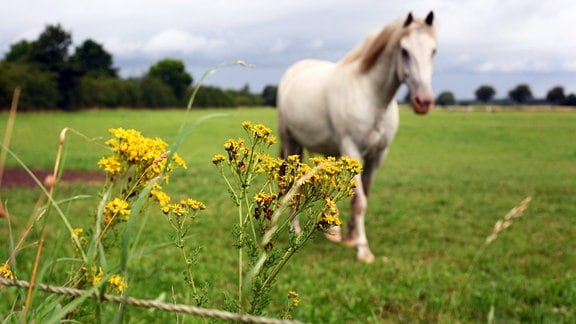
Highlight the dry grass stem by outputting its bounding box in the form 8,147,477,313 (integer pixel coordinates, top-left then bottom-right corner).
485,196,532,245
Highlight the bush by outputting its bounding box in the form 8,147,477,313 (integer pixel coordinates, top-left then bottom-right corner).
0,62,60,110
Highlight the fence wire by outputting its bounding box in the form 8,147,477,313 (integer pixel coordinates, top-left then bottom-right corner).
0,277,301,323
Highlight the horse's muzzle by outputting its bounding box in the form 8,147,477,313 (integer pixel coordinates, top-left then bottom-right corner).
411,95,434,115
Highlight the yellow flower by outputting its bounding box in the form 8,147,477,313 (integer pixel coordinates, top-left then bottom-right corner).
98,156,123,174
150,183,171,207
325,197,336,209
317,207,342,229
108,274,128,293
71,228,84,240
166,203,187,216
172,153,187,169
242,121,276,144
252,124,272,139
93,267,104,284
82,265,104,285
288,290,300,307
267,135,277,145
212,154,226,165
183,198,206,211
223,138,235,151
241,121,252,130
0,262,15,279
104,198,131,222
341,156,362,174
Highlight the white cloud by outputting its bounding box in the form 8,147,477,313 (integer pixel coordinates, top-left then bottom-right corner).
269,39,291,53
143,29,225,55
2,0,576,97
307,39,324,50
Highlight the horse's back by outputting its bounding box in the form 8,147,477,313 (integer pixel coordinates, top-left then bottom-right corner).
278,59,334,102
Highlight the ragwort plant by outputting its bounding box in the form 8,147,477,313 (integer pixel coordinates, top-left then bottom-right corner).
68,127,196,318
0,119,360,322
3,60,361,321
212,121,361,316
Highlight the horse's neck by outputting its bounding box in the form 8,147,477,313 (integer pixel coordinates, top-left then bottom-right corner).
366,54,402,107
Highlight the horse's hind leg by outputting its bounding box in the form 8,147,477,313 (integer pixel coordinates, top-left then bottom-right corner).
279,132,304,234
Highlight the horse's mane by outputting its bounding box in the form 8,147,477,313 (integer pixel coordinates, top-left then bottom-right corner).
341,16,435,73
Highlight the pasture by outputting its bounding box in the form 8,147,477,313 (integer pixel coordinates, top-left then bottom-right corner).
1,107,575,322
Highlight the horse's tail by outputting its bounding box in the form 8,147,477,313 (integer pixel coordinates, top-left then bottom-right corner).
278,129,303,161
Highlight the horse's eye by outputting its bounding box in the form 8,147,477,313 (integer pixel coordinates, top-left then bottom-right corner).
401,48,410,61
432,49,437,57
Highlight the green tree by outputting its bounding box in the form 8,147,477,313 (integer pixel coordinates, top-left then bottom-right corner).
508,84,533,104
0,62,60,110
147,59,192,104
261,85,277,107
28,24,72,72
436,91,456,106
140,77,178,107
225,88,261,107
71,39,117,78
4,40,32,62
27,24,79,109
192,86,235,108
546,86,565,105
475,85,496,103
563,94,576,106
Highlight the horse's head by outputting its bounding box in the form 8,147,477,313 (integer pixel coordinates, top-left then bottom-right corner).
397,11,436,114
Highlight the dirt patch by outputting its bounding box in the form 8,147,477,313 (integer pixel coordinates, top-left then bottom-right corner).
0,168,104,189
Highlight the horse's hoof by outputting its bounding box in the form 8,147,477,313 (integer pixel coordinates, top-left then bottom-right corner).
324,227,342,242
357,250,375,264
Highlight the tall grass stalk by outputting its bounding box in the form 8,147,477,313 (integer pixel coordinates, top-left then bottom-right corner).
450,196,533,318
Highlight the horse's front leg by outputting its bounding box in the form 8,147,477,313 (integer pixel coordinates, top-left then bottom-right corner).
344,174,374,263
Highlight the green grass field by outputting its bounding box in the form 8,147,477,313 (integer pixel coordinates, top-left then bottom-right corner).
1,107,575,322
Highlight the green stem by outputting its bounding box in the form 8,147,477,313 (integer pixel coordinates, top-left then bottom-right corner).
253,228,315,313
237,190,245,312
180,242,197,294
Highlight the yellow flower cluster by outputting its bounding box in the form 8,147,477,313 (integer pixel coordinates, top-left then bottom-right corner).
214,121,362,233
222,138,250,171
284,290,300,319
108,274,128,293
288,290,300,306
104,198,131,225
71,227,84,240
242,121,276,145
82,265,104,286
150,183,171,207
70,227,88,249
0,261,15,279
258,154,360,202
254,192,278,220
97,128,192,227
162,198,206,216
98,127,186,184
81,266,127,293
317,197,343,230
212,122,277,172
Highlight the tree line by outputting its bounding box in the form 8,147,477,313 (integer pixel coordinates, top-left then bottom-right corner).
0,24,278,111
435,84,576,107
2,24,574,110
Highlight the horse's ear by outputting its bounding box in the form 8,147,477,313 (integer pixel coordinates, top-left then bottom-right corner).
425,11,434,26
403,12,413,27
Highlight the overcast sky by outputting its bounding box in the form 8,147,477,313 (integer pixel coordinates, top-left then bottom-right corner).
2,0,575,99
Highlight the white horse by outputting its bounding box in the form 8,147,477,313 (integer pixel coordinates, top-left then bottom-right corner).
277,12,437,263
